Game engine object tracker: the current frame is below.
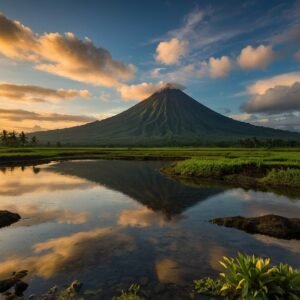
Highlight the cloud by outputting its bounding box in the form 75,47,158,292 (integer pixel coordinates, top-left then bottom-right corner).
247,72,300,95
237,45,276,70
0,108,96,123
118,81,185,101
208,56,232,78
231,112,300,132
243,82,300,114
0,82,90,103
0,13,136,87
0,13,38,61
241,72,300,115
155,38,188,65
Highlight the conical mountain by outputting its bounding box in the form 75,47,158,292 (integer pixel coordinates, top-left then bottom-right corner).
32,87,300,145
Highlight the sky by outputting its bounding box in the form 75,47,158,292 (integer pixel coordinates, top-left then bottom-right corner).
0,0,300,132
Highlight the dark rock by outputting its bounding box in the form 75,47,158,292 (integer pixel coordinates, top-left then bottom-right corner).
210,214,300,240
0,211,21,228
0,270,28,294
0,278,19,293
14,280,28,296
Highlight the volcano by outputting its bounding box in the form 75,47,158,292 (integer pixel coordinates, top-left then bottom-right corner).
32,87,300,145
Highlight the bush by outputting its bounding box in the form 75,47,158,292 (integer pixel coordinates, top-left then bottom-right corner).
194,253,300,299
261,168,300,187
173,159,261,178
113,284,141,300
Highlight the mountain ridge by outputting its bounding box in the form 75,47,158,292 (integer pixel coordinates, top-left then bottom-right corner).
30,87,300,145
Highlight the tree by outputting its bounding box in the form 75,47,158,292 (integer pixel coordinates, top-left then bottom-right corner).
0,130,8,146
30,136,37,146
7,131,18,147
19,131,28,146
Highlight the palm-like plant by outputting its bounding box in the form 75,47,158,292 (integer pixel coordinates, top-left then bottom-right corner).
194,253,300,300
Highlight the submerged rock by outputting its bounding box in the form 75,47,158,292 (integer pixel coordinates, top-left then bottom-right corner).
0,211,21,229
210,214,300,240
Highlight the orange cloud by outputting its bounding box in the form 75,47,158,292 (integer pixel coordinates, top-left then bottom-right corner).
0,82,90,103
208,56,232,78
0,108,97,132
237,45,276,70
0,13,136,87
155,38,188,65
118,81,185,101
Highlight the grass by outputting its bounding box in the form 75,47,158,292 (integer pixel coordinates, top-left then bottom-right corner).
0,146,299,166
261,168,300,188
170,158,262,177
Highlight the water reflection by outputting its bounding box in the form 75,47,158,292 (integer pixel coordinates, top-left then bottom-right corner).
49,160,224,216
0,160,299,298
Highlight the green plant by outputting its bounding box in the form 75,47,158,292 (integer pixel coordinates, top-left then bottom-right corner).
173,158,262,178
261,168,300,187
194,277,223,296
194,253,300,300
114,284,141,300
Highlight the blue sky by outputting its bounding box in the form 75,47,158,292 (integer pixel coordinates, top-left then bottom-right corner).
0,0,300,132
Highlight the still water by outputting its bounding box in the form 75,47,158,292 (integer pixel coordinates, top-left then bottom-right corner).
0,160,299,298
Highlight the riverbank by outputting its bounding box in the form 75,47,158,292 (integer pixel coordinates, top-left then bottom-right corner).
163,156,300,190
1,147,300,167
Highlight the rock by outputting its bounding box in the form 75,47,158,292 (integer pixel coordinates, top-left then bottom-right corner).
14,281,28,296
210,214,300,240
0,278,18,294
69,280,82,293
0,270,28,294
0,211,21,229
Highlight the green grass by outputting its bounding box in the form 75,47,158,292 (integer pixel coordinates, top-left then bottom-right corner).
0,146,299,166
261,168,300,187
171,158,262,177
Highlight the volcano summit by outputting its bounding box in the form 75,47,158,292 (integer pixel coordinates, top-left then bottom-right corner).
31,87,300,146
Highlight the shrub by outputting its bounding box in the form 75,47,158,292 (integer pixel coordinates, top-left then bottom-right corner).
261,168,300,187
194,253,300,299
113,284,141,300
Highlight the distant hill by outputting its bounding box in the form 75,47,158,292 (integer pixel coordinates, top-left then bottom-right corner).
30,87,300,145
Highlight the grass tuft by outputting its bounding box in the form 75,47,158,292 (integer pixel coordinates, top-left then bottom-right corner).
261,168,300,187
172,158,261,178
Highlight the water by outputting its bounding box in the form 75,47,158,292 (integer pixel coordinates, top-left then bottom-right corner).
0,160,299,298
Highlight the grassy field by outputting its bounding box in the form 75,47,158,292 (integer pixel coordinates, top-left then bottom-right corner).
1,146,300,189
0,146,300,165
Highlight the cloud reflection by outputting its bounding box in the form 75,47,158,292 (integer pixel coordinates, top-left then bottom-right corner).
0,166,94,197
0,227,135,279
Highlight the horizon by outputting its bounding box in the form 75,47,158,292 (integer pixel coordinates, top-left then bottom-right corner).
0,0,300,133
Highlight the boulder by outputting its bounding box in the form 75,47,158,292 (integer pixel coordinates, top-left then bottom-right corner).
210,214,300,240
0,211,21,228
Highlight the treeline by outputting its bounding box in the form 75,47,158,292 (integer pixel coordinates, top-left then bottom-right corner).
235,137,300,148
0,130,37,147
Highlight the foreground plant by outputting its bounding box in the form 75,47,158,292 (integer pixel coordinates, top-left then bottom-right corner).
194,253,300,299
114,284,141,300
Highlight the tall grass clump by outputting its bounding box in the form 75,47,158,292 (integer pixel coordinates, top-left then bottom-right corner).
261,168,300,187
194,253,300,299
173,158,261,178
113,284,141,300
